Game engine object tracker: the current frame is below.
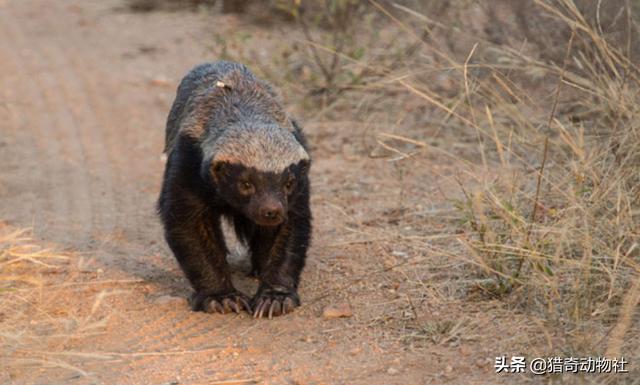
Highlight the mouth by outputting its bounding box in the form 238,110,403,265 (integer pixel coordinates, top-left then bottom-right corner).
253,216,284,227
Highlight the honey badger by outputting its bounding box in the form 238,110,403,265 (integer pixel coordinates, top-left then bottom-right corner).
158,61,311,318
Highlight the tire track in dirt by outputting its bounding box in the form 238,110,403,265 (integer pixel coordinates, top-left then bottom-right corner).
53,6,170,269
1,4,93,246
46,14,244,373
2,2,155,253
40,26,119,243
0,19,44,221
1,5,178,382
8,2,261,378
29,35,96,243
67,47,153,251
122,311,205,352
0,9,68,239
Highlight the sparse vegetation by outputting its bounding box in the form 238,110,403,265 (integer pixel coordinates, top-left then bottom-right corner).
2,0,638,382
211,0,640,358
381,0,640,357
0,225,141,381
128,0,639,362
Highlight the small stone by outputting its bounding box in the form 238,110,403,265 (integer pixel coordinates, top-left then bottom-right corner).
61,318,78,332
391,250,407,258
322,303,353,319
349,347,361,356
387,367,399,375
383,257,397,269
153,295,187,308
150,76,172,87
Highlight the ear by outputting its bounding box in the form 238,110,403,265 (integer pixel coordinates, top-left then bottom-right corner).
299,159,310,174
211,160,226,182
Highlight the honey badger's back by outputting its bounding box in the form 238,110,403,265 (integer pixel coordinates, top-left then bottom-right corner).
164,61,293,155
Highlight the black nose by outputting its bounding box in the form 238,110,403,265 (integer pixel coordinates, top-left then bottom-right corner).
260,203,283,220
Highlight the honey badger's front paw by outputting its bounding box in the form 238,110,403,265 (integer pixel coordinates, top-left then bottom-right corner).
190,291,252,314
251,286,300,319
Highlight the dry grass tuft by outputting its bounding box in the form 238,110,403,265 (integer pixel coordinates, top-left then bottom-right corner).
0,224,123,381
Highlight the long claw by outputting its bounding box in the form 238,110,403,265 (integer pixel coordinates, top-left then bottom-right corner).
255,300,265,319
221,298,232,313
268,300,281,319
207,300,224,314
225,298,240,313
239,297,252,312
255,299,270,319
252,300,261,318
283,297,295,314
261,300,271,318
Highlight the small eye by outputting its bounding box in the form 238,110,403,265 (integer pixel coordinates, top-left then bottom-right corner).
284,179,295,190
238,180,254,194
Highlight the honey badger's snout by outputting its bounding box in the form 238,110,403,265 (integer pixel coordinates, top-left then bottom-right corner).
260,200,283,221
253,194,286,226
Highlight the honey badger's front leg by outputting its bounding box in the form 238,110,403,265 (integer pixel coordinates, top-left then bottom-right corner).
250,203,311,319
162,203,252,314
166,215,251,313
158,140,252,314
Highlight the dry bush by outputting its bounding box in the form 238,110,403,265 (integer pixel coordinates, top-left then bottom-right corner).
277,0,367,93
365,0,640,356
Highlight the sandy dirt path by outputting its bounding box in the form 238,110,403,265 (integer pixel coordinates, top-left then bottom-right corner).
0,1,496,384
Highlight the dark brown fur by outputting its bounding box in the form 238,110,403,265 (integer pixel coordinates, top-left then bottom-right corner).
158,62,312,318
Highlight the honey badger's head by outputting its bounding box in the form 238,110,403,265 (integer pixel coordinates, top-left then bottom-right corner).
204,124,310,227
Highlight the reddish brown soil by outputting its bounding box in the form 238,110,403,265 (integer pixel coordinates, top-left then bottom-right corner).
0,1,524,384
